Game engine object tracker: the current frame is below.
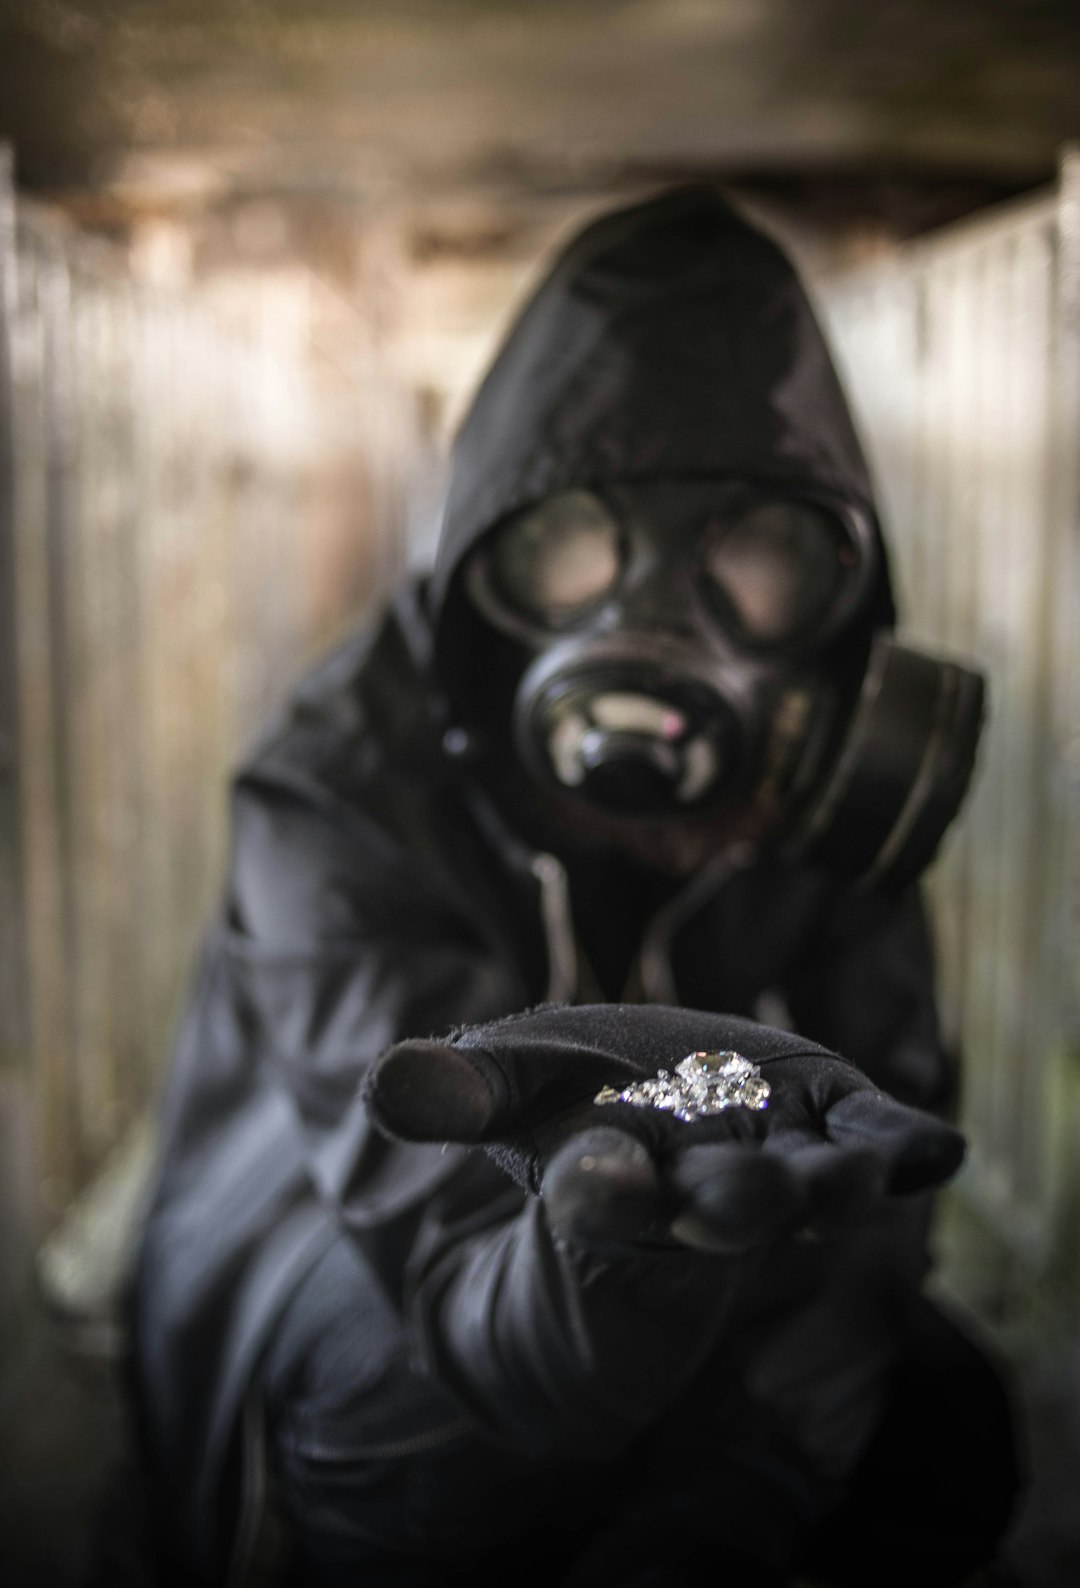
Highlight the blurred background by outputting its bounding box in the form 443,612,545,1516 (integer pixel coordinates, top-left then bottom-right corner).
0,2,1077,1582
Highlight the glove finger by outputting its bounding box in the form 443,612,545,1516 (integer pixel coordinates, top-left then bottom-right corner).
541,1126,662,1246
365,1039,506,1142
668,1142,807,1254
782,1142,890,1236
824,1090,966,1193
369,1028,652,1144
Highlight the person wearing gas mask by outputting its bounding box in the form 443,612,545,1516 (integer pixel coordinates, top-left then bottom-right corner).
128,188,1016,1587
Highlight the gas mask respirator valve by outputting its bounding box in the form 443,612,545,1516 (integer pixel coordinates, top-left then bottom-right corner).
515,650,744,817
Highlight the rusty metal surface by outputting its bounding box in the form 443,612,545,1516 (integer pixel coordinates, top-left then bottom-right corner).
819,155,1080,1319
0,152,27,1061
0,181,406,1239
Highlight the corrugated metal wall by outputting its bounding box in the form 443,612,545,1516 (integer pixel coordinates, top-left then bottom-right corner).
818,155,1080,1324
0,157,413,1309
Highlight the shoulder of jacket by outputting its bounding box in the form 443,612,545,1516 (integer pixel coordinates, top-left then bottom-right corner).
232,585,447,828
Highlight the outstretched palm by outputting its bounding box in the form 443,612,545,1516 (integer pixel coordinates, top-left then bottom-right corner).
366,1003,964,1253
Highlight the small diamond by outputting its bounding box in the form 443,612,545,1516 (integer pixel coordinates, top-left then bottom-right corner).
739,1075,771,1109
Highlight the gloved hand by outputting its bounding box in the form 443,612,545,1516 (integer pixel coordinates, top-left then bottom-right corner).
365,1003,964,1253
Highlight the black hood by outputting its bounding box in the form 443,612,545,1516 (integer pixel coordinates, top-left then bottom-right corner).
430,184,894,633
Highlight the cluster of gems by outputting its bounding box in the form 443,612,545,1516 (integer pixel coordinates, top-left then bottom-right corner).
594,1051,770,1122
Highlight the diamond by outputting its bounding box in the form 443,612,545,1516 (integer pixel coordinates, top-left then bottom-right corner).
593,1050,769,1120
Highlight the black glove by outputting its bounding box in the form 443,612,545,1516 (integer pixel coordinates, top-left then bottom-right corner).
365,1003,964,1253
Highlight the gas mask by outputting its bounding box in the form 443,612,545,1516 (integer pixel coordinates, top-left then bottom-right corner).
460,480,985,890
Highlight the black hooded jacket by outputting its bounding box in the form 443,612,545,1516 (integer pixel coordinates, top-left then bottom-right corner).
130,189,961,1585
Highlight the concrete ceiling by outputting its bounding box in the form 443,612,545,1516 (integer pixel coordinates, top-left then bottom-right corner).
2,0,1078,221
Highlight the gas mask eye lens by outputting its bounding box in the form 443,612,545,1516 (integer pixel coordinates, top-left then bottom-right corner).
703,500,853,647
488,491,621,625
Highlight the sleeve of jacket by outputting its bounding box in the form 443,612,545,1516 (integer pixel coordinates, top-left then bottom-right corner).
222,758,532,1225
379,1157,736,1460
225,763,740,1460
